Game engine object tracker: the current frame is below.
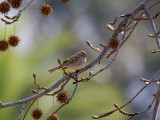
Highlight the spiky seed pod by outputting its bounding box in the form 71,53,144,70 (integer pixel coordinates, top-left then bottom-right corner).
0,40,9,52
10,0,23,9
40,4,53,16
0,1,10,14
108,38,119,49
31,108,43,120
61,0,70,4
47,114,59,120
57,91,69,103
8,35,20,47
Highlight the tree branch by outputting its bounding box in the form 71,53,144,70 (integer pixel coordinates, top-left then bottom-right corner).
152,84,160,120
49,81,79,118
92,70,160,119
1,0,34,24
143,5,160,49
0,1,158,120
18,103,26,120
0,0,153,110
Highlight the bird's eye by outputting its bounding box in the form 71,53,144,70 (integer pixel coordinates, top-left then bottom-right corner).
81,54,85,57
81,53,86,57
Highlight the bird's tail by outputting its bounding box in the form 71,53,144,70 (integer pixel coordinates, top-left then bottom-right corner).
48,66,61,73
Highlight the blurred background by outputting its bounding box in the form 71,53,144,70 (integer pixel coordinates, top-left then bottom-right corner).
0,0,160,120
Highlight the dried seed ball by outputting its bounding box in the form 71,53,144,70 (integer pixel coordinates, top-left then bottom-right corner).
8,35,20,47
57,91,69,103
0,40,9,52
0,1,10,14
31,108,43,120
40,4,53,16
47,114,59,120
61,0,70,4
10,0,23,9
108,38,119,49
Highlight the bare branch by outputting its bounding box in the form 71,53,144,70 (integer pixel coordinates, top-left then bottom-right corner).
152,84,160,120
86,40,102,53
47,79,70,96
49,80,79,119
22,99,37,120
89,25,127,80
74,1,149,84
143,6,160,49
106,24,115,32
80,24,127,83
92,70,160,119
140,77,160,83
134,11,160,20
18,103,26,120
148,34,160,38
148,0,160,9
33,73,48,90
1,1,159,120
151,49,160,54
0,76,70,109
106,11,142,59
114,96,155,118
1,0,34,24
0,40,110,109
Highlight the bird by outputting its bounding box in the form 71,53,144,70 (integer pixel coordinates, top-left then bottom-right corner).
48,51,87,73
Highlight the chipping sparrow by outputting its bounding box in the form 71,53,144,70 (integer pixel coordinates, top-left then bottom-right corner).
48,51,87,73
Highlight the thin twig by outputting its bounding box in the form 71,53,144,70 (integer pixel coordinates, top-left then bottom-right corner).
89,25,127,80
140,78,160,83
74,2,146,84
148,34,160,38
0,0,153,113
47,79,70,96
92,13,141,58
92,70,160,119
134,11,160,20
22,99,37,120
148,0,160,9
0,41,109,109
57,58,76,79
86,40,102,53
33,73,48,90
18,103,26,120
49,80,78,118
105,0,157,59
151,49,160,53
82,24,127,83
89,66,93,77
143,6,160,49
106,16,141,59
152,84,160,120
1,0,34,24
114,96,155,117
